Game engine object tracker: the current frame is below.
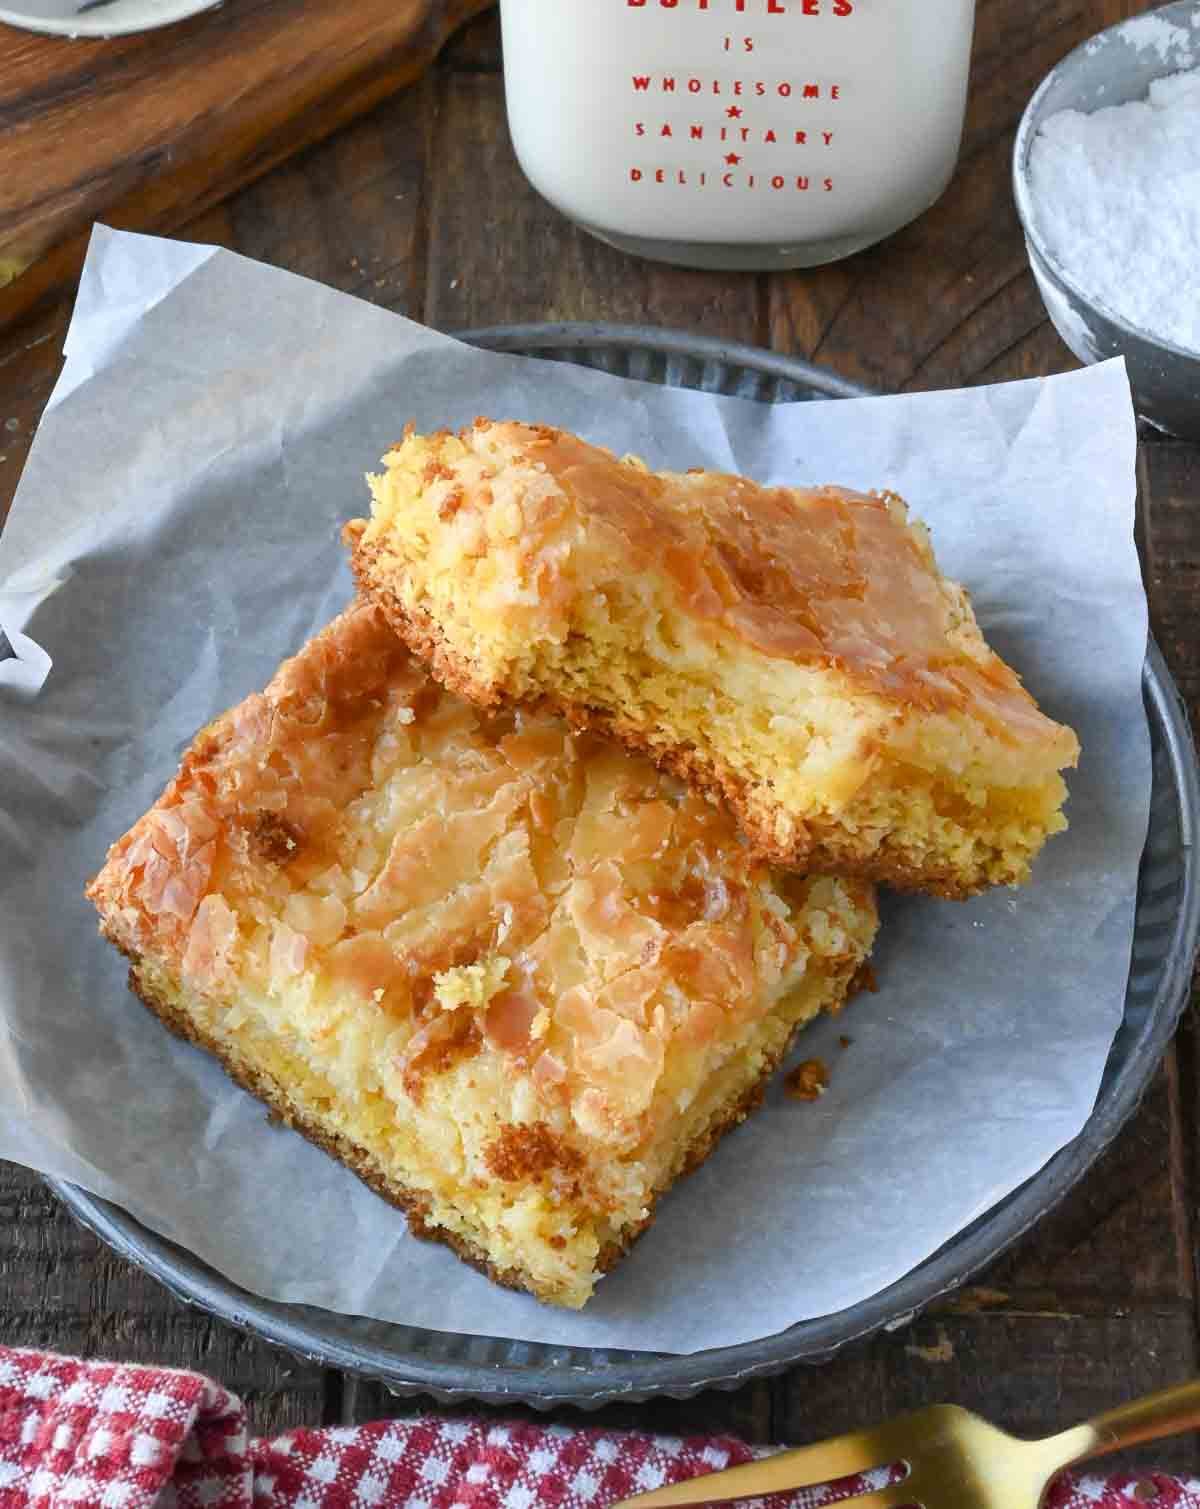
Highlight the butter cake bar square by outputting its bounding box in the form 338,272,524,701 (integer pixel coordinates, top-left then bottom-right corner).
88,601,877,1307
347,421,1080,898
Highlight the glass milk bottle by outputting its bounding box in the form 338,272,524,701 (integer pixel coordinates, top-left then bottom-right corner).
500,0,976,271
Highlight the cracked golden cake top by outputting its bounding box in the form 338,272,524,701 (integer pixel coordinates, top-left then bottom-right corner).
88,601,877,1156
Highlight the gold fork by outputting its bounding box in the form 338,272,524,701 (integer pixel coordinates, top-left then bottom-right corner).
611,1379,1200,1509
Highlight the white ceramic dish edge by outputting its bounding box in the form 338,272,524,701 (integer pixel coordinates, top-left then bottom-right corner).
0,0,218,38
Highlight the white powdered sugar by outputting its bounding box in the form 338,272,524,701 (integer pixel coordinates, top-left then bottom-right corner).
1028,66,1200,352
1086,11,1199,63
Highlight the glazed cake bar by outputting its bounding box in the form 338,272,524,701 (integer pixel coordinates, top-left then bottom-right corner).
347,421,1080,898
87,602,877,1308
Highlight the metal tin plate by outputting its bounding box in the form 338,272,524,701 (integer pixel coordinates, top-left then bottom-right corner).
50,324,1200,1408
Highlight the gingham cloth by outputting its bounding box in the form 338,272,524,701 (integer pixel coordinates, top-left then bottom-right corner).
0,1347,1194,1509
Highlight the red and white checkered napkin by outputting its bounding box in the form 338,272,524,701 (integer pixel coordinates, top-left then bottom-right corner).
0,1346,1194,1509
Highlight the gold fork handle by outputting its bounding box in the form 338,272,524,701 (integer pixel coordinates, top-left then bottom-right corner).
1069,1379,1200,1461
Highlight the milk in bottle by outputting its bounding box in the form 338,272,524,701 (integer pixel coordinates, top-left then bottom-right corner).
501,0,976,269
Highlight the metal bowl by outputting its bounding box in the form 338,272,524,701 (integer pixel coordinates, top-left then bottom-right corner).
50,324,1200,1408
1012,2,1200,439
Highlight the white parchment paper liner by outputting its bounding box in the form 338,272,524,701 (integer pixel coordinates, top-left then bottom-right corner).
0,227,1148,1353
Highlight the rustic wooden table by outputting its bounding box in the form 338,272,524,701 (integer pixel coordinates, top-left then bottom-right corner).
1,0,1197,1471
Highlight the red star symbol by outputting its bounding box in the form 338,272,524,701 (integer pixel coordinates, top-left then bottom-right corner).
726,105,743,119
725,152,742,165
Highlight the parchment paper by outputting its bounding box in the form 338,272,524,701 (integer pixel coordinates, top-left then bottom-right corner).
0,227,1148,1353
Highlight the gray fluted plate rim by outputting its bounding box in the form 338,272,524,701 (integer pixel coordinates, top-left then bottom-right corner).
50,322,1200,1408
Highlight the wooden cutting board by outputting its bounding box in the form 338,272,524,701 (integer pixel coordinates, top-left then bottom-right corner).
0,0,493,333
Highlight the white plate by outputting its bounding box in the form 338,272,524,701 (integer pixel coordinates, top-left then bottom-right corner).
0,0,218,37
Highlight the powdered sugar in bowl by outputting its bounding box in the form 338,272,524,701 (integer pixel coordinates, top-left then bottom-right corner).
1013,1,1200,439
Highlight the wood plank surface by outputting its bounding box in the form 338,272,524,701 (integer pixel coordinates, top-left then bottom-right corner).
0,0,490,334
778,1308,1199,1474
1,0,1198,1468
0,1162,328,1436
